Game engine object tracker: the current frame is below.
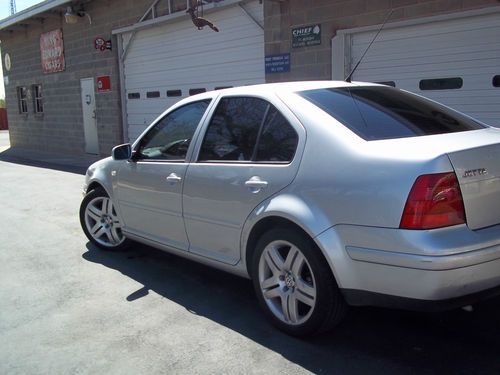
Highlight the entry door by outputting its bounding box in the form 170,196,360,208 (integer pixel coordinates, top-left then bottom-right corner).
80,78,99,154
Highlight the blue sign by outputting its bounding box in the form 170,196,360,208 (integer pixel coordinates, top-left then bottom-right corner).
265,53,290,74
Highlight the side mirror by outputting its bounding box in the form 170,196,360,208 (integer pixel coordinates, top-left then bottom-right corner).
112,143,132,160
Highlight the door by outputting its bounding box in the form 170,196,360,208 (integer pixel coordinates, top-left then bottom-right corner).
183,96,303,265
346,12,500,127
115,100,211,250
80,78,99,154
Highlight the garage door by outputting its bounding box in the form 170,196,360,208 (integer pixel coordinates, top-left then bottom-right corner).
122,1,264,141
348,12,500,127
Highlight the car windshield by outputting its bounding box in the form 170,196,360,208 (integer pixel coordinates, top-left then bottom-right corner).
299,86,486,141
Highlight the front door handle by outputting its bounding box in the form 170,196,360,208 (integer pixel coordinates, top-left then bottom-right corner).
245,176,268,193
166,173,182,183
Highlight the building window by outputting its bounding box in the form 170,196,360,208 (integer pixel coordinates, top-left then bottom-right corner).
17,86,28,114
33,84,43,113
375,81,396,87
419,77,463,90
493,75,500,88
189,88,206,96
128,92,140,99
146,91,160,98
167,89,182,97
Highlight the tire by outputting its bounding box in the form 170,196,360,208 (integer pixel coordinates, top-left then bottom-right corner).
79,187,131,251
251,228,347,337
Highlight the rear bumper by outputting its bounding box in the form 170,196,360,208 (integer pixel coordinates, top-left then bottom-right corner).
315,223,500,306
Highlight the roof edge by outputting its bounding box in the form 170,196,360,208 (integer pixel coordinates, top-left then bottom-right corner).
0,0,71,30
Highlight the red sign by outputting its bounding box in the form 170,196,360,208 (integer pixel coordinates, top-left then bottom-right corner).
97,76,111,92
40,29,65,74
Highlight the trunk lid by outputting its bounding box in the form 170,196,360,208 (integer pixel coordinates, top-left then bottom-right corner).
448,142,500,230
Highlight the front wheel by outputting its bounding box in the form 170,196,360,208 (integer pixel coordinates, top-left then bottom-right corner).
252,228,347,337
80,188,131,251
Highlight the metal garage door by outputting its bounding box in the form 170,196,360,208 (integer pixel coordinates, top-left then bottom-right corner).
347,12,500,127
122,1,264,141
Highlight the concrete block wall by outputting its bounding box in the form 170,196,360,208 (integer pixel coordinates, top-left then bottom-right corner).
1,0,155,157
264,0,500,83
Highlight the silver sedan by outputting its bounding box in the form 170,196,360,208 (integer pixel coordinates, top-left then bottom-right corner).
80,81,500,337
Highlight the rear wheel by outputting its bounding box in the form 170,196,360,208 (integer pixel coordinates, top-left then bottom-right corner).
80,188,130,251
252,228,347,336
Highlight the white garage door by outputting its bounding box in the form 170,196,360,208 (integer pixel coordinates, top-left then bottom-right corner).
122,1,264,141
348,12,500,127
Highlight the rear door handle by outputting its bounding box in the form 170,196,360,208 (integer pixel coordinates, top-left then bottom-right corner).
245,176,268,193
166,173,182,183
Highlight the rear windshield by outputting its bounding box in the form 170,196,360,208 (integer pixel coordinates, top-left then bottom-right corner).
299,86,486,141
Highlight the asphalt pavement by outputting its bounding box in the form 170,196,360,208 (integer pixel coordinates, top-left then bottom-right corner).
1,136,500,374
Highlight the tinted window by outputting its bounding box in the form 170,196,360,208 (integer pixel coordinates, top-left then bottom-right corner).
137,100,210,160
493,75,500,88
147,91,160,98
189,88,206,96
300,86,485,141
167,89,182,97
198,97,268,161
419,77,462,90
375,81,396,87
255,106,298,162
128,93,140,99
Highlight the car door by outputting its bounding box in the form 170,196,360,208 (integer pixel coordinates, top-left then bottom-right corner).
183,96,305,264
115,99,211,250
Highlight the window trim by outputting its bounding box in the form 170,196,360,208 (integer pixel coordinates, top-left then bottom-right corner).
133,99,212,163
17,86,28,114
32,84,43,114
196,96,299,165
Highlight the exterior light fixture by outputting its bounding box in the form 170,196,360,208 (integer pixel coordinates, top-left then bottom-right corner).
64,5,92,25
64,6,78,24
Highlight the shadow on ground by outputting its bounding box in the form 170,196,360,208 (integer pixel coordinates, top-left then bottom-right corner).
0,148,87,175
83,243,500,374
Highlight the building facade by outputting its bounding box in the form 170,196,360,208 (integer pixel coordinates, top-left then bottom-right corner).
0,0,264,156
1,0,500,157
264,0,500,128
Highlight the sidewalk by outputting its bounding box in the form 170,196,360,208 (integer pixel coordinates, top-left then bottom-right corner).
0,132,102,173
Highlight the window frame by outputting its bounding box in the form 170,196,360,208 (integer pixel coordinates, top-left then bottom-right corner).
195,95,299,165
133,99,212,163
32,84,43,114
17,86,28,114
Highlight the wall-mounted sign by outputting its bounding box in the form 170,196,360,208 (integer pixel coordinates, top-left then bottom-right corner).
97,76,111,92
94,37,112,51
40,29,65,74
292,24,321,48
265,53,290,74
4,53,11,71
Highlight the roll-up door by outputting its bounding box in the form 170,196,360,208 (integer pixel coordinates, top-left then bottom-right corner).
122,1,264,141
347,12,500,127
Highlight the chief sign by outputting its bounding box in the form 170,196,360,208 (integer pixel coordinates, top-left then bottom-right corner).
292,24,321,48
40,29,65,74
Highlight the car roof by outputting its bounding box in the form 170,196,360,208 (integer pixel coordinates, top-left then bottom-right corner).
183,81,383,103
213,80,380,95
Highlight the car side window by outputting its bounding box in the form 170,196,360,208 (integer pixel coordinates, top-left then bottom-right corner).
198,97,298,163
137,100,210,161
198,97,268,161
255,106,298,162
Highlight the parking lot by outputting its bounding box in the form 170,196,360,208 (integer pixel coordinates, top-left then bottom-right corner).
1,133,500,374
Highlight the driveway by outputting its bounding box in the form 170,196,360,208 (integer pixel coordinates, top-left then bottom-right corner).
1,157,500,374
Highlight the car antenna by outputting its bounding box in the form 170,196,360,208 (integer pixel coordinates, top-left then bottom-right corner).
345,9,394,83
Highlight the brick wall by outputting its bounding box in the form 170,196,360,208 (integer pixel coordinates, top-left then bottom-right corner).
264,0,500,83
0,0,154,156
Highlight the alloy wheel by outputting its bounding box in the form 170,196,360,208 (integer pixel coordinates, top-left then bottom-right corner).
84,196,125,247
258,240,317,325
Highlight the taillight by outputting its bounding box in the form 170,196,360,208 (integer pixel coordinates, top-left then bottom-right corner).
400,172,465,230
